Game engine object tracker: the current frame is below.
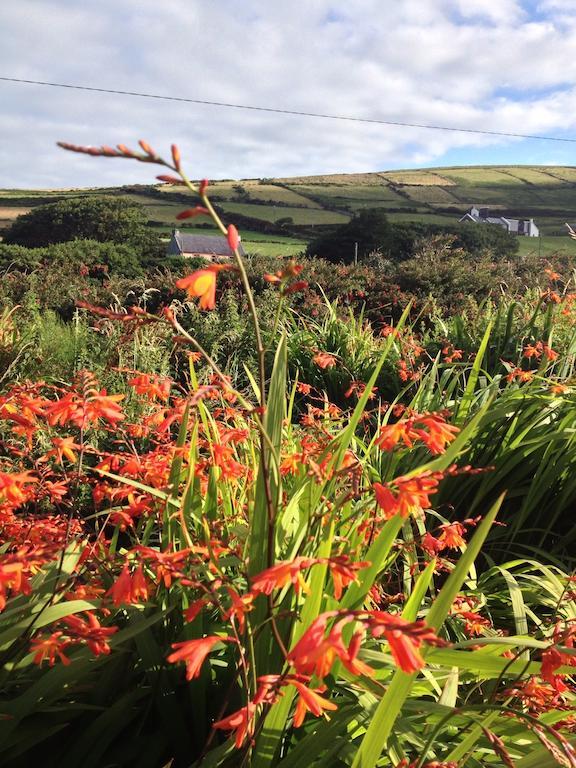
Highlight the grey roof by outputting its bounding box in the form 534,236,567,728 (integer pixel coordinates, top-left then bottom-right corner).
173,231,245,257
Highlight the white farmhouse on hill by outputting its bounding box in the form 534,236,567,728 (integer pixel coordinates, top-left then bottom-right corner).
459,206,539,237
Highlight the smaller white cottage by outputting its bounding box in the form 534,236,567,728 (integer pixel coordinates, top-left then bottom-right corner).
459,207,539,237
167,230,245,260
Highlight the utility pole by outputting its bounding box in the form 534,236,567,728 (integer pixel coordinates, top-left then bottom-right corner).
354,242,358,265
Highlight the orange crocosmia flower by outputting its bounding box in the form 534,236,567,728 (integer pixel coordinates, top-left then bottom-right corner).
223,587,254,633
327,556,370,600
280,452,302,476
47,436,81,464
392,472,440,517
213,702,257,748
212,443,245,481
227,224,240,251
313,351,337,369
540,647,568,691
106,564,149,606
0,559,31,609
421,531,445,556
375,421,417,452
414,414,460,455
367,612,442,674
373,482,398,518
250,557,317,595
167,635,230,681
63,612,118,656
438,522,466,549
523,343,542,359
184,598,208,623
542,344,558,361
287,612,341,679
457,610,492,637
550,383,569,395
291,680,338,727
288,613,374,680
374,471,441,519
128,373,171,401
30,631,72,667
383,628,425,673
176,269,217,310
0,470,37,507
176,264,231,310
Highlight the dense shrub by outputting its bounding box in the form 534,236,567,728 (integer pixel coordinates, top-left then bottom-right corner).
308,212,519,263
307,208,392,262
4,196,147,247
2,196,165,265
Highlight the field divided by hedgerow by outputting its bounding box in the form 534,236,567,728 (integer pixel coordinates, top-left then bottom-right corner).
2,165,576,253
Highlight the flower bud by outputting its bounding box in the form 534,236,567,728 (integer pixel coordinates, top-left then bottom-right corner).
171,144,181,170
176,206,210,220
227,225,240,251
156,174,182,184
138,139,156,157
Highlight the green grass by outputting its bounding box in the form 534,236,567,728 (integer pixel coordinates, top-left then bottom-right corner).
220,201,350,225
516,234,576,257
242,239,305,256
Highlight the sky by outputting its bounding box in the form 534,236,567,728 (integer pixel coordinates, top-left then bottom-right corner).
1,0,576,188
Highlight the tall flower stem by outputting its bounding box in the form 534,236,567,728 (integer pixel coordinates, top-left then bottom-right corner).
177,169,277,569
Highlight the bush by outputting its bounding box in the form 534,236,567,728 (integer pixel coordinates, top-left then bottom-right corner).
307,208,392,262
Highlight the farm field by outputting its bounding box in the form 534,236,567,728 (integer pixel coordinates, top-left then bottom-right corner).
2,164,576,256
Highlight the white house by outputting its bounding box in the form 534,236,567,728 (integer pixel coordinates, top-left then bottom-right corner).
459,207,539,237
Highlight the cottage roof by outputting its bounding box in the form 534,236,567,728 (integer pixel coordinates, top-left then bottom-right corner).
173,231,245,257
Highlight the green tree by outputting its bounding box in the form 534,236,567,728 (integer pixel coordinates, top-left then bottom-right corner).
3,195,159,253
307,209,392,263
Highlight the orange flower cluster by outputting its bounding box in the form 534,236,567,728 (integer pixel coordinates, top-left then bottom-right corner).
212,673,337,747
522,341,559,362
287,610,444,680
31,611,117,666
184,609,444,747
540,621,576,693
313,351,338,369
374,470,444,519
264,261,308,296
250,555,370,600
505,366,535,383
375,411,459,455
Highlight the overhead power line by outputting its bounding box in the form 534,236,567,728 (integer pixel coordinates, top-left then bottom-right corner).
2,75,576,144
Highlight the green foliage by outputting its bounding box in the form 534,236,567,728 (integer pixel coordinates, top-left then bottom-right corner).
307,209,392,262
389,220,520,259
4,196,147,247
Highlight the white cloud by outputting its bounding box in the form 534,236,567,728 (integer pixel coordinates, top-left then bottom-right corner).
0,0,575,187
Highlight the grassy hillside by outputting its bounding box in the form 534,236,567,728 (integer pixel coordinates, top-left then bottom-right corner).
2,165,576,256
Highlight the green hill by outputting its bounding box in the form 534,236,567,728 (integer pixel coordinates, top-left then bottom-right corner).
2,165,576,257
